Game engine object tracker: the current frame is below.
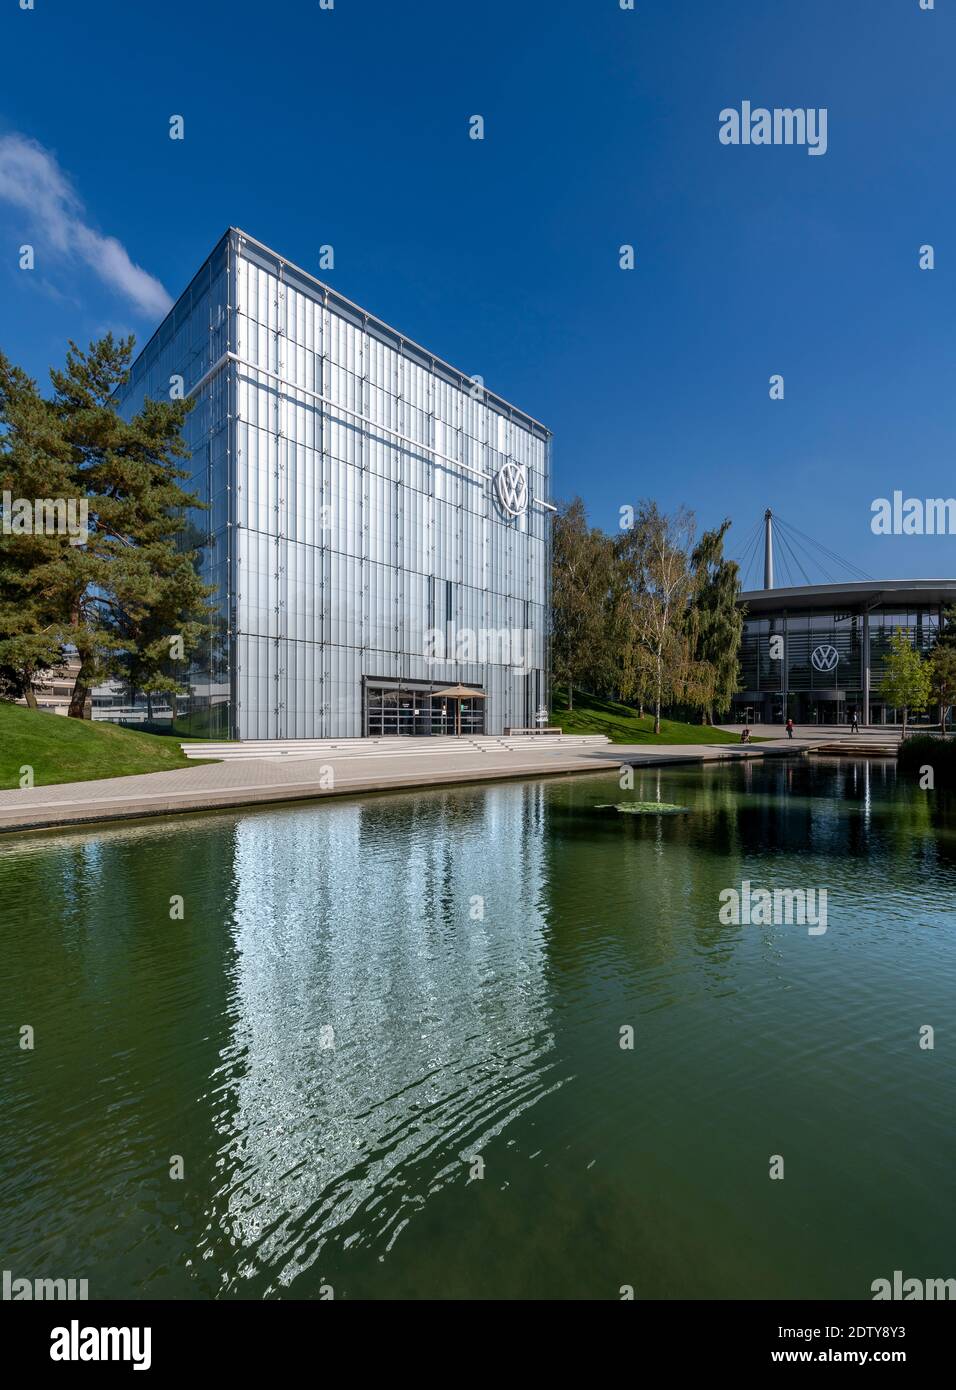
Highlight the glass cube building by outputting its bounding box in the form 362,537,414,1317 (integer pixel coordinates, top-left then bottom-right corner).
117,229,552,739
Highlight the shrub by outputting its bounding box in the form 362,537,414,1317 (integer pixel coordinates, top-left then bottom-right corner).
898,734,956,785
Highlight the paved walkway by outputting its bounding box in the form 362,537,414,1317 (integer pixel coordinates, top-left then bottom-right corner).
716,722,903,744
0,736,810,835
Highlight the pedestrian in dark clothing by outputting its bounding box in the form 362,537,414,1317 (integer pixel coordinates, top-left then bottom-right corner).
850,709,860,733
785,717,794,740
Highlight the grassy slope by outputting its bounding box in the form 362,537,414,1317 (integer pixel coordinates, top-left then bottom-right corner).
0,701,213,789
552,688,745,744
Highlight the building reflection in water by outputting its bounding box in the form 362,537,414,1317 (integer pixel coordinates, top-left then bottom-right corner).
207,782,565,1291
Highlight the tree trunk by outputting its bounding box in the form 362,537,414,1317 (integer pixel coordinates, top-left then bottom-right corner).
654,698,661,736
567,685,574,711
146,690,153,720
23,686,38,710
901,707,907,739
68,674,92,719
69,602,91,719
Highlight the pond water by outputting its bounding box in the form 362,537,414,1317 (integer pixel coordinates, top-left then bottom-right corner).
1,757,953,1300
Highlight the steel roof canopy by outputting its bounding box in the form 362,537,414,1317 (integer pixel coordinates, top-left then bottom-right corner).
740,579,956,612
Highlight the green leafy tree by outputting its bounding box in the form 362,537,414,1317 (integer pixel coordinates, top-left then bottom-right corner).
551,499,729,731
551,497,615,709
604,558,654,713
879,628,932,737
687,519,743,723
618,502,712,734
935,605,956,649
928,643,956,733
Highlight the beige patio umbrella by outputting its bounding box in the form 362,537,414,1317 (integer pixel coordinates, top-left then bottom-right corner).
432,685,487,737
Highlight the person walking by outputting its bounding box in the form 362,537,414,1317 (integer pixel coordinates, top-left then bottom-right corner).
850,708,860,734
785,717,794,740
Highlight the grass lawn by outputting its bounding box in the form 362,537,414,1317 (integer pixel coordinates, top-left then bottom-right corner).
552,688,750,745
0,701,217,789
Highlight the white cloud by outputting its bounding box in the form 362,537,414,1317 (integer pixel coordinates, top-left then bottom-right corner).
0,133,172,317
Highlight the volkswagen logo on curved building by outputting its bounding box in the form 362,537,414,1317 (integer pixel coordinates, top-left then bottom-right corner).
810,644,840,674
494,462,529,518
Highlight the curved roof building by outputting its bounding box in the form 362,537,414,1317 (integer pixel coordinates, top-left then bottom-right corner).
734,515,956,725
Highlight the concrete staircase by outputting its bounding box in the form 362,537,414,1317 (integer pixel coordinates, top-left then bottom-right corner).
181,733,612,762
807,739,901,756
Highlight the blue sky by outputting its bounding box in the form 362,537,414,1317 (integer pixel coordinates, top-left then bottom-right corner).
1,0,954,581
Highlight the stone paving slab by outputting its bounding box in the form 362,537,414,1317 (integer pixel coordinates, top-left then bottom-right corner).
0,738,806,835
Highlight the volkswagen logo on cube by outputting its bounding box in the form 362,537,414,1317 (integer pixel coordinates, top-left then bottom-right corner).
494,462,529,518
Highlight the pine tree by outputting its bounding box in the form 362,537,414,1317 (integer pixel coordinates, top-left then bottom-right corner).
50,335,215,716
0,354,76,703
1,335,215,718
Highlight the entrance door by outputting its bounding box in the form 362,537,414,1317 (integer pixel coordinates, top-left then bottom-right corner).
459,697,484,735
814,699,845,726
363,682,486,736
